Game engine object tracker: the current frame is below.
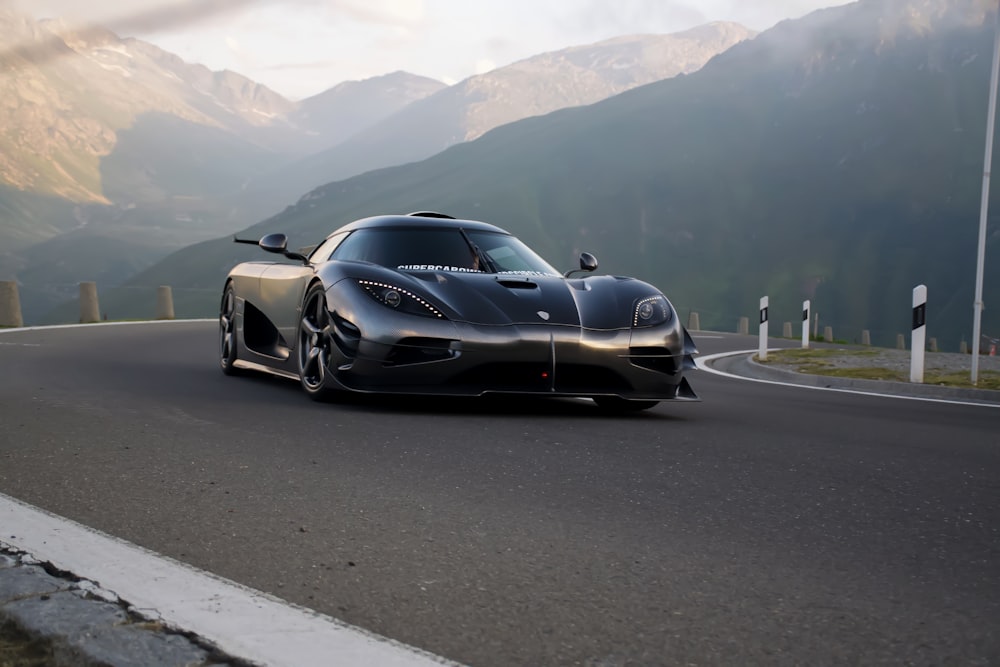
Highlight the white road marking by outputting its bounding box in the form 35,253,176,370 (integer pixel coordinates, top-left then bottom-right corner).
0,319,214,334
0,342,41,346
696,349,1000,409
0,492,461,667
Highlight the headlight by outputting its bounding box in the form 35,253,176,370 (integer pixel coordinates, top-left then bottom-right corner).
633,295,672,327
356,279,444,318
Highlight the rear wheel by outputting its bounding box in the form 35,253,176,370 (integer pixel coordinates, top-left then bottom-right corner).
219,284,240,375
298,283,335,400
593,397,659,412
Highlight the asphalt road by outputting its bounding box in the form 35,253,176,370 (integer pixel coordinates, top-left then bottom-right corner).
1,322,998,666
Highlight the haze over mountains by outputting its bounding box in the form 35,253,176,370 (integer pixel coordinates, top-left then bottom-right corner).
110,0,1000,348
0,7,751,322
265,22,757,205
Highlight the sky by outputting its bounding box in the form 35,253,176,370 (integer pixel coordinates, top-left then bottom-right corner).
10,0,856,100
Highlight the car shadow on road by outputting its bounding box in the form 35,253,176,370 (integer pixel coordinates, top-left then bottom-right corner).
230,370,687,419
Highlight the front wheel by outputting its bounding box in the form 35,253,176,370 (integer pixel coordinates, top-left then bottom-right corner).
219,284,240,376
298,284,336,401
593,397,659,413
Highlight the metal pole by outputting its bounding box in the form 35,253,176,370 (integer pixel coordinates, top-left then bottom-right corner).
973,2,1000,384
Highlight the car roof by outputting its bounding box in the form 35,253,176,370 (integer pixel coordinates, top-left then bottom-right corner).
326,213,510,239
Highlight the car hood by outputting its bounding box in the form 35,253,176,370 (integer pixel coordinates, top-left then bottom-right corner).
401,271,639,329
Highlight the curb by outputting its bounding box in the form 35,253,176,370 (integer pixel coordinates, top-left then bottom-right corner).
0,549,241,667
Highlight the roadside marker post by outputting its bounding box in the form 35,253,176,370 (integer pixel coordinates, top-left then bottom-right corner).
802,300,810,349
0,281,23,328
759,296,769,361
80,282,100,324
911,284,927,384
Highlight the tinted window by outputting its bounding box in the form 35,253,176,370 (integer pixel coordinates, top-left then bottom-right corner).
331,228,477,270
468,231,559,276
330,227,559,275
308,232,348,263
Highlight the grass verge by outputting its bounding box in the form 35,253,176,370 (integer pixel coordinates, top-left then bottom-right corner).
756,349,1000,390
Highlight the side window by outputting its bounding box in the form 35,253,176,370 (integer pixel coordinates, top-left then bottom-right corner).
309,232,348,263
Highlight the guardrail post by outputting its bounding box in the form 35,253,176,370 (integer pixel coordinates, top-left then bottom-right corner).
156,286,175,320
759,296,769,361
687,311,700,331
802,300,810,349
80,282,100,323
0,281,24,327
738,317,749,336
911,284,927,383
861,330,871,346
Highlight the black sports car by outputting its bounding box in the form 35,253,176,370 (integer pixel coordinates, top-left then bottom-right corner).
219,212,698,410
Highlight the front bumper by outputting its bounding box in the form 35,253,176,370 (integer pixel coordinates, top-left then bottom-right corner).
325,311,698,400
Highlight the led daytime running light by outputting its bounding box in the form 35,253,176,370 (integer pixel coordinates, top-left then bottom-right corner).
358,279,443,318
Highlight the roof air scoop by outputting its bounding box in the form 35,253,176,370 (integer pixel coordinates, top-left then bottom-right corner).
406,211,455,219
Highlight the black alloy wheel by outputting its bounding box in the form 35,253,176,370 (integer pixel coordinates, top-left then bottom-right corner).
219,284,240,375
298,283,336,400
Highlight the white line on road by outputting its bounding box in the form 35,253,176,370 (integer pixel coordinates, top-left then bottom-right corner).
696,350,1000,409
0,492,461,667
0,319,214,334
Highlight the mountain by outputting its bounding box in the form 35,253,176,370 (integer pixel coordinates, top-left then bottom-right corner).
3,11,751,323
289,71,447,153
256,22,757,208
108,0,1000,348
0,8,445,321
0,10,293,206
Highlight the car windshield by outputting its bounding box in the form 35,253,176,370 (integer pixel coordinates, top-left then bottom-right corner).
330,227,560,276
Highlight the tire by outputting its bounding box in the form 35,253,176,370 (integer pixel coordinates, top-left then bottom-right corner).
219,284,240,376
297,283,336,401
593,396,659,412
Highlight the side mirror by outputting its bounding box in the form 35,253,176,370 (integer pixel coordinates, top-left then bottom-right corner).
233,233,308,264
258,233,288,254
564,252,599,277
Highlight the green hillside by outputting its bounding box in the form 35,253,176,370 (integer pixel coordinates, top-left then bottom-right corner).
84,0,1000,348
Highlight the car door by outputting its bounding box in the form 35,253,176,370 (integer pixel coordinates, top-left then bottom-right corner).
258,263,316,348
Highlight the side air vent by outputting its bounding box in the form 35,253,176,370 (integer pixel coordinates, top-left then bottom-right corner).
406,211,455,219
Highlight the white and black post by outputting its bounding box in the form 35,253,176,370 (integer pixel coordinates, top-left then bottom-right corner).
759,296,769,361
911,284,927,384
801,300,810,349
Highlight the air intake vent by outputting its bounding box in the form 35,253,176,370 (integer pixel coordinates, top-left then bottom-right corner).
497,280,538,290
406,211,455,219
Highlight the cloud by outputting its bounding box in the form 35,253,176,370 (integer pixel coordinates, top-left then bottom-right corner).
474,59,496,75
330,0,425,26
566,0,707,35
